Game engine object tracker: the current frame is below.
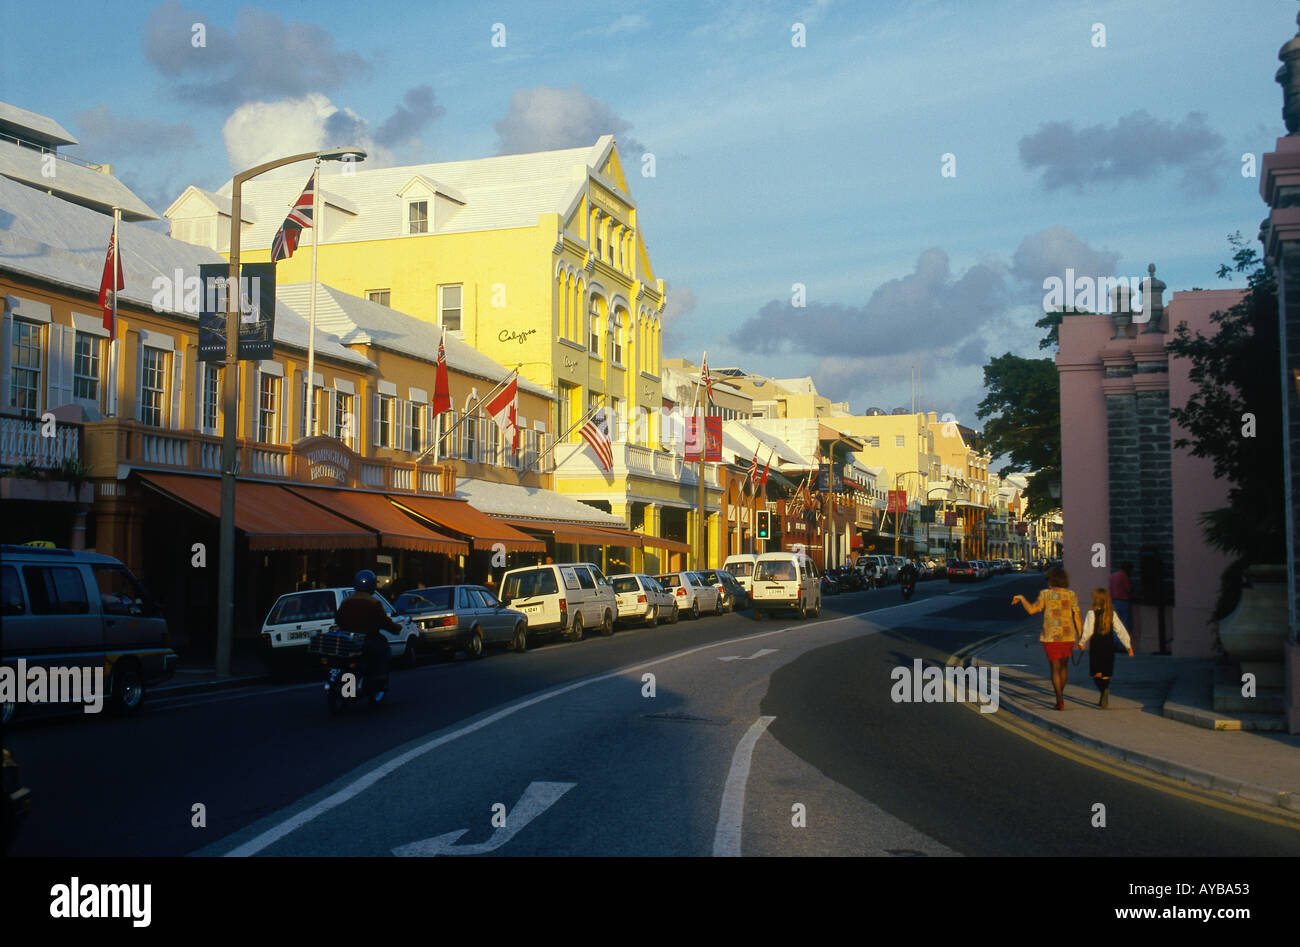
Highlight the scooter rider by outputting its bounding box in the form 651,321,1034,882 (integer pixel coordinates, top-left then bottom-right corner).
898,558,919,591
334,569,399,700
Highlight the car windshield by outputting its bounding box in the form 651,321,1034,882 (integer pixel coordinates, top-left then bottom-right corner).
755,561,796,582
399,587,454,611
657,574,682,588
612,577,640,593
266,590,335,625
501,569,559,602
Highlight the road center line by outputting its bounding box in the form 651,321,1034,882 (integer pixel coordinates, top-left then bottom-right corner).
219,608,886,857
713,715,776,857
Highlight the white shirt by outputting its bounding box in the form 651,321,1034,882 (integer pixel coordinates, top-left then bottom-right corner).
1079,610,1131,651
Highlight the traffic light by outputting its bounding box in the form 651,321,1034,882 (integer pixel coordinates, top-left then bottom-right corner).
756,511,770,540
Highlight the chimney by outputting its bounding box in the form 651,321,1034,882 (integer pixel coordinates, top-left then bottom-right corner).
1140,263,1166,334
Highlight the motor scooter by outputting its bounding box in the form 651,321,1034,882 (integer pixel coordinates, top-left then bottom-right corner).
899,573,917,601
309,627,389,713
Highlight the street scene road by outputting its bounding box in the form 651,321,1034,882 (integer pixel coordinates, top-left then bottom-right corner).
10,573,1296,859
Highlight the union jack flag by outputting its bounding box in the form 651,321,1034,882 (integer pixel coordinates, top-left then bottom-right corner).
270,170,316,263
700,351,714,405
747,450,759,485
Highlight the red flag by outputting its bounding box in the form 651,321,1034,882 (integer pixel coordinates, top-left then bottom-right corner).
99,229,124,339
758,452,771,487
432,327,452,415
486,376,521,451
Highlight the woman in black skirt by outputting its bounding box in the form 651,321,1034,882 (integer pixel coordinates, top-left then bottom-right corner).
1077,589,1133,708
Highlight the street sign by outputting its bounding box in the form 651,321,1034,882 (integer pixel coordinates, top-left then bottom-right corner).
198,262,277,362
887,489,907,513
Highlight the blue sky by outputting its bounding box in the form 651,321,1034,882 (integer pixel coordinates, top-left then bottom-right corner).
1,0,1289,426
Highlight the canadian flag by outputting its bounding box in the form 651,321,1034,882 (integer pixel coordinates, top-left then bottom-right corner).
486,375,520,451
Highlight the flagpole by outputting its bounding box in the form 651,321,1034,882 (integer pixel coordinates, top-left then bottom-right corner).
306,161,321,437
532,401,601,472
415,366,521,464
109,207,120,418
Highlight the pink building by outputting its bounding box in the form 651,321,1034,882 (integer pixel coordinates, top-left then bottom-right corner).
1057,276,1240,656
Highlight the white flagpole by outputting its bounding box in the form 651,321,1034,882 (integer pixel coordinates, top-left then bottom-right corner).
109,206,120,418
306,162,321,438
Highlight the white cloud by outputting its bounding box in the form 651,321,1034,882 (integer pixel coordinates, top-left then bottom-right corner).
494,83,645,157
220,94,394,177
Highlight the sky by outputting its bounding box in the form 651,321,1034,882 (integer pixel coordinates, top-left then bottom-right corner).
0,0,1289,429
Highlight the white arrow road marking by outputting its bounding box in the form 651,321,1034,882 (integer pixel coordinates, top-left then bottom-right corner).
713,716,775,857
717,648,779,662
392,781,576,857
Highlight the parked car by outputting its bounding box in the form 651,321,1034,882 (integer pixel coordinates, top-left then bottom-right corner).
609,573,677,627
750,551,822,619
853,556,885,588
499,562,617,641
394,585,528,659
721,554,758,594
655,571,720,619
264,585,421,668
1,544,177,722
862,554,897,584
946,560,978,582
1012,560,1027,572
697,568,748,612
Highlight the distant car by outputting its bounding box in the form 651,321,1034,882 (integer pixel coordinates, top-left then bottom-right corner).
394,585,528,659
1013,560,1026,572
721,554,758,594
610,573,677,627
655,571,720,619
947,560,977,582
697,568,748,612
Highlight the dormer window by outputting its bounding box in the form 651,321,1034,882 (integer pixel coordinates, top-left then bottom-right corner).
408,200,428,234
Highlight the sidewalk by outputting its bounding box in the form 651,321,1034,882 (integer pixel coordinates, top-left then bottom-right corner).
155,649,270,698
956,623,1300,813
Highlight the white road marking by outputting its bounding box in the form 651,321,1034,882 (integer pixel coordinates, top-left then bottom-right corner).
713,715,776,857
221,609,881,856
718,648,779,662
392,781,575,856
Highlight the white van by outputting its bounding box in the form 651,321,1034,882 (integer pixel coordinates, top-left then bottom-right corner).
721,554,759,593
750,551,822,620
499,562,617,640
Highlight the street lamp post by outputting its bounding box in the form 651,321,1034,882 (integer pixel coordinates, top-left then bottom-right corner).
891,470,925,557
215,147,365,678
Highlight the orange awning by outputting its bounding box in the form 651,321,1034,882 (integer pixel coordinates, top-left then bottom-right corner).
638,533,692,554
139,473,375,551
499,518,628,548
285,486,468,556
390,496,546,553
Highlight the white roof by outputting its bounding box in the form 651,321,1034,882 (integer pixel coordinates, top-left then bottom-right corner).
165,185,257,223
275,283,550,398
455,477,625,526
203,136,619,250
722,420,818,470
772,376,820,396
0,139,157,221
0,101,78,146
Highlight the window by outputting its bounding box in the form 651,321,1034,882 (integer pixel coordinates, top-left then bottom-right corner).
482,417,499,466
439,284,462,332
140,347,168,427
257,372,280,442
367,290,391,307
611,313,624,364
895,435,905,448
377,394,394,448
73,331,100,401
93,566,150,617
201,363,221,434
408,402,423,453
10,319,41,417
335,392,354,447
463,411,478,461
408,201,428,234
22,565,89,615
589,298,601,353
574,567,596,590
1,566,25,615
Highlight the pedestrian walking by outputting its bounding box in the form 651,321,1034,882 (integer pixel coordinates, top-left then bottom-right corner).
1109,562,1133,630
1011,567,1082,711
1078,588,1133,708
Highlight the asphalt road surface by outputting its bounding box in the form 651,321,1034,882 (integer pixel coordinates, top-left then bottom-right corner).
7,574,1299,857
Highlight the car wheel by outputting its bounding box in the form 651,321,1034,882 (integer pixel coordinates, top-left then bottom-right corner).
403,638,419,669
600,610,614,636
645,606,658,628
691,600,700,620
512,623,528,653
466,628,484,659
796,599,807,620
568,613,584,641
811,599,821,618
110,663,145,715
670,603,680,623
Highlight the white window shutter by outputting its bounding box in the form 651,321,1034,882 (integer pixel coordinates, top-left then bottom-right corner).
170,347,184,429
44,324,63,410
371,392,381,448
280,371,290,444
134,339,144,422
398,399,409,452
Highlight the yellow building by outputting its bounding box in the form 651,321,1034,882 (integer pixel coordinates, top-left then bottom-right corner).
169,137,702,567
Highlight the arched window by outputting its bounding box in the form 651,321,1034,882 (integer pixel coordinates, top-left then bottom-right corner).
589,294,603,354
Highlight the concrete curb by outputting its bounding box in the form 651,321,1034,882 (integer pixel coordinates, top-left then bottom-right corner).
954,638,1300,815
153,672,269,699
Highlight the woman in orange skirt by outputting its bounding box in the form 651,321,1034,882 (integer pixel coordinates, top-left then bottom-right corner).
1012,567,1082,710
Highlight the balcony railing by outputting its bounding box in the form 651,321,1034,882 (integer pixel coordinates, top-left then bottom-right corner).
80,419,455,496
0,414,82,469
552,441,720,488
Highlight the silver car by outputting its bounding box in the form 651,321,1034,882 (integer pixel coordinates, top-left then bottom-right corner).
394,585,529,659
655,571,720,619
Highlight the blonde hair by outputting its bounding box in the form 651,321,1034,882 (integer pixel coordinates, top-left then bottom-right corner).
1091,588,1113,636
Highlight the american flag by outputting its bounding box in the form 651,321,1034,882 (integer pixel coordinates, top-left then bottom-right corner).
580,407,613,472
271,170,316,263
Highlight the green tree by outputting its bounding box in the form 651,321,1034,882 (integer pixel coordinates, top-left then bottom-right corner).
976,354,1061,518
1166,233,1284,618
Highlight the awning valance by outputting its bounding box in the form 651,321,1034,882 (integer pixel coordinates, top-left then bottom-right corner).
390,495,547,553
285,486,468,556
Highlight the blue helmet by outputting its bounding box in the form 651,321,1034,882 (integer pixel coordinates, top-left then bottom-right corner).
353,569,377,593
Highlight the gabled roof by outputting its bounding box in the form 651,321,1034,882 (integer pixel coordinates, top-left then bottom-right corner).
196,136,620,249
274,283,551,399
164,185,258,223
0,137,158,221
0,101,77,147
723,420,818,471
